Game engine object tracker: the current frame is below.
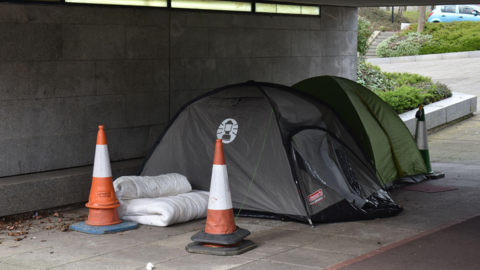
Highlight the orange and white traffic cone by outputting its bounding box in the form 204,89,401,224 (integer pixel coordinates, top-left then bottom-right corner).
85,125,121,226
205,139,236,235
71,125,138,234
186,139,256,256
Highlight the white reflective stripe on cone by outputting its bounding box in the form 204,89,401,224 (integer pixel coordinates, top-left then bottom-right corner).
208,165,233,210
415,121,429,150
93,144,112,178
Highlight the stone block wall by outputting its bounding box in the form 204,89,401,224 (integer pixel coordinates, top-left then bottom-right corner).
0,2,357,178
0,3,169,178
169,6,358,114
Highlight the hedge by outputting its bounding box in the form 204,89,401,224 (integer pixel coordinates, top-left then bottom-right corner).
357,61,452,113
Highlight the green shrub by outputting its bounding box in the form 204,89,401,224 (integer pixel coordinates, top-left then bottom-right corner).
357,60,453,113
376,85,433,113
376,32,432,57
382,72,431,85
431,82,452,99
357,61,396,93
357,16,374,59
403,21,480,54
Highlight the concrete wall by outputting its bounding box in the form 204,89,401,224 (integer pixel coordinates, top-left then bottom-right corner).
169,6,358,115
0,2,357,179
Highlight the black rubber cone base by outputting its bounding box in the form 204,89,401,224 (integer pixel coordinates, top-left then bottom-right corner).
186,240,256,256
428,171,445,179
191,226,251,245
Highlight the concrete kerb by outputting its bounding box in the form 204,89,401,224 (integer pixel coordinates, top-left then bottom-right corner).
367,50,480,65
367,31,381,46
400,92,477,135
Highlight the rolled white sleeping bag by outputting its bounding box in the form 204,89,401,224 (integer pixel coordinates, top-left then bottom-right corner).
113,173,192,200
119,191,209,227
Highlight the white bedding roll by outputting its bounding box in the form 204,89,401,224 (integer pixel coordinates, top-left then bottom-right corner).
118,191,209,227
114,173,192,200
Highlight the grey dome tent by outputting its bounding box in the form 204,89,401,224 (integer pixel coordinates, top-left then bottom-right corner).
138,81,402,224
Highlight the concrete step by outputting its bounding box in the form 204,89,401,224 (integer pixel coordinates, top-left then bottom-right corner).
371,41,385,46
365,31,397,59
372,40,387,45
380,31,396,36
0,158,144,217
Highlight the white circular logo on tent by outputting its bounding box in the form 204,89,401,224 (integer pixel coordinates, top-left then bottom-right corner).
217,118,238,144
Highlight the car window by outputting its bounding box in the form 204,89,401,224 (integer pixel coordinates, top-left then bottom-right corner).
458,5,474,14
442,5,456,13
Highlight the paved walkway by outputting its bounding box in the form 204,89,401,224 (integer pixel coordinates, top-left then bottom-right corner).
1,58,480,270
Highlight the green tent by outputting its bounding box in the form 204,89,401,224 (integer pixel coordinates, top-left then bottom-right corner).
293,76,428,186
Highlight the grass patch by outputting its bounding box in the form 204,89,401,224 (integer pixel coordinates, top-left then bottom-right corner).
402,11,429,23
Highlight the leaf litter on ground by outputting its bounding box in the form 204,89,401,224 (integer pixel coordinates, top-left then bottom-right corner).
1,210,83,240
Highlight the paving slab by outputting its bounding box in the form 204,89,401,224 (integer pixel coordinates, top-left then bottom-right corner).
303,235,383,256
53,233,146,256
338,224,419,244
359,213,448,232
283,219,365,236
231,260,315,270
251,228,326,247
49,256,148,270
157,253,254,270
0,262,34,269
335,215,480,270
0,245,96,269
0,239,46,259
266,247,354,269
234,217,292,228
233,243,295,260
150,231,198,250
102,243,189,265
